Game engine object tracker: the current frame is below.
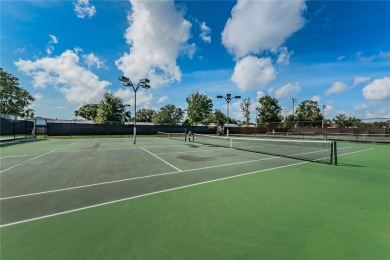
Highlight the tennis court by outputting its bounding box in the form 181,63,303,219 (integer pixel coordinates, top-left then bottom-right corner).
1,135,389,259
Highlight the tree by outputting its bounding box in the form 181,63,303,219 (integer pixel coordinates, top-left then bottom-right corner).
95,93,128,124
240,98,252,126
152,104,184,125
186,91,213,125
333,113,348,128
136,108,156,122
347,117,362,128
283,114,296,127
295,100,323,126
0,68,35,117
256,95,283,124
75,104,99,120
203,109,227,126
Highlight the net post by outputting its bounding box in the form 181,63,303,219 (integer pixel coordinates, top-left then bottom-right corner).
332,141,338,165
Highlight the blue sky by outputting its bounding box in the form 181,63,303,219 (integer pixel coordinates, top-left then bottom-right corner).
1,0,389,121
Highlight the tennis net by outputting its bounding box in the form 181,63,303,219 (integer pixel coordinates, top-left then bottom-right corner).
157,132,187,142
192,134,337,165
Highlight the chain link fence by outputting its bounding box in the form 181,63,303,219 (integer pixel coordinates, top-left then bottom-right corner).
0,117,35,141
226,119,390,143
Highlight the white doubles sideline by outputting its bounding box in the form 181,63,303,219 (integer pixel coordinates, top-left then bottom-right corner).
0,146,373,227
0,145,361,199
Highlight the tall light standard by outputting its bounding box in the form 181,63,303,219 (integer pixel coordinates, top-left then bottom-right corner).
118,76,151,144
217,93,241,137
292,98,297,116
322,105,326,128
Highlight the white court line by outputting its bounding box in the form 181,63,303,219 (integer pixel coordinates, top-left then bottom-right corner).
0,147,374,227
54,143,192,153
68,139,84,145
0,156,278,201
55,146,139,153
140,147,182,172
0,149,57,174
155,147,227,155
0,160,308,228
0,146,370,200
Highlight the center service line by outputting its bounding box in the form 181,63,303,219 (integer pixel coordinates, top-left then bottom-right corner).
140,147,182,172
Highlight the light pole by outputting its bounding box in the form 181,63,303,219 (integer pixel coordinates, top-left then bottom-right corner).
292,98,297,116
118,76,150,144
322,105,326,128
217,93,241,137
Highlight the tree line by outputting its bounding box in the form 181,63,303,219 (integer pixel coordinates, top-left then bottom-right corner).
1,68,388,128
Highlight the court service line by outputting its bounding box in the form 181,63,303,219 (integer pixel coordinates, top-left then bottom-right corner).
156,147,227,155
0,147,372,201
55,146,140,153
0,160,309,228
0,149,58,174
0,156,279,201
0,147,371,200
140,147,182,172
68,139,84,145
0,148,374,227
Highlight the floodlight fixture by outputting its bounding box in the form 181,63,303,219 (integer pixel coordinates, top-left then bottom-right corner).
123,82,133,87
217,95,223,99
118,76,130,82
139,78,150,84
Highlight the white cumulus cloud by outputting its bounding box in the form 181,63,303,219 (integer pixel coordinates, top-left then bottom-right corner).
74,0,96,19
82,53,104,69
354,104,369,110
49,35,58,44
14,50,110,104
231,56,276,91
46,34,59,55
256,91,265,101
275,82,300,99
116,0,193,87
362,77,390,101
311,95,321,103
222,0,306,58
325,81,348,95
199,22,211,43
33,93,43,101
276,47,294,65
114,88,153,109
157,95,169,104
353,76,370,87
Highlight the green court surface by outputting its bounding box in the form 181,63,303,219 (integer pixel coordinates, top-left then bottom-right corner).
0,137,389,259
